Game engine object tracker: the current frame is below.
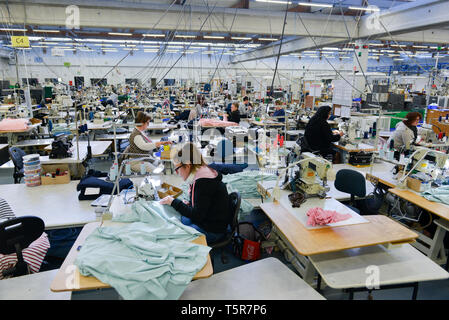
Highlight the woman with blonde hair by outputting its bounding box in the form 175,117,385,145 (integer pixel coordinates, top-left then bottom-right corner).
159,142,230,243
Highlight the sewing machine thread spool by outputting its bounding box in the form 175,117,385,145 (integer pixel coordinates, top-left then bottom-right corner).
109,165,116,181
125,163,131,176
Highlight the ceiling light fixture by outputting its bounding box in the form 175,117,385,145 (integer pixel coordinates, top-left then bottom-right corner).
108,32,133,36
298,2,333,8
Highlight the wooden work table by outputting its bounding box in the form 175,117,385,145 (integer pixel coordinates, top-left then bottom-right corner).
50,221,213,293
389,188,449,221
260,202,418,256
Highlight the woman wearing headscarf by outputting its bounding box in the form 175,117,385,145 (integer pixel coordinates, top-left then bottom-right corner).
303,105,343,160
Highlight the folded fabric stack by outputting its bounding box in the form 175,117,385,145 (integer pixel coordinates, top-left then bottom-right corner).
199,118,237,127
0,118,29,131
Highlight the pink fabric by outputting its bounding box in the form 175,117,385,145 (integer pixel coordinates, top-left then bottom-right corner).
199,118,237,127
189,166,218,208
306,207,352,226
0,118,29,131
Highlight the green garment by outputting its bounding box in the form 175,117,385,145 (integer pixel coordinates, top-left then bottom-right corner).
422,186,449,206
179,171,277,219
75,200,210,300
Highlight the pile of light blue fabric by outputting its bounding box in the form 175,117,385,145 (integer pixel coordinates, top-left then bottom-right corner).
74,200,210,300
422,185,449,205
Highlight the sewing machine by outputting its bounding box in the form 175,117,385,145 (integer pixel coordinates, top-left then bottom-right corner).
153,110,163,124
286,152,332,198
225,126,248,148
338,116,377,144
406,147,449,178
104,105,114,117
93,112,104,124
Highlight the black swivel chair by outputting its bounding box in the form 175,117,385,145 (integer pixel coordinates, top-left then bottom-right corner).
334,169,366,214
8,147,26,184
0,216,45,277
210,192,241,266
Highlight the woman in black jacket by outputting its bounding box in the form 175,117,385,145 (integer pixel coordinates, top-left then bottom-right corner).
159,142,230,243
303,105,343,161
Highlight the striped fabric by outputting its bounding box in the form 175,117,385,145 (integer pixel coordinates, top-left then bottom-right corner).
0,198,15,220
0,233,50,279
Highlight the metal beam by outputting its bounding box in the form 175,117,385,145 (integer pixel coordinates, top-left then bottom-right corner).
0,0,355,37
378,29,449,45
232,37,346,63
358,0,449,38
232,0,449,63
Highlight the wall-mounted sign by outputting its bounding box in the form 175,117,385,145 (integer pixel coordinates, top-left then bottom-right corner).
11,36,30,48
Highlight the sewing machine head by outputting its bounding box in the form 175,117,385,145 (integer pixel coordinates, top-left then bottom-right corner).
408,147,449,179
293,152,332,198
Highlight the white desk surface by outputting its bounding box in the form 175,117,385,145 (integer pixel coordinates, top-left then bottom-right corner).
277,194,369,230
13,138,54,148
180,257,325,300
0,181,98,229
147,123,177,130
309,244,449,289
41,140,112,163
95,133,130,141
0,144,8,151
258,171,376,202
0,270,71,300
334,142,377,152
0,140,111,168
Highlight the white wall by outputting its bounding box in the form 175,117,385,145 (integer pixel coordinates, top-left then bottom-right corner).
1,48,397,89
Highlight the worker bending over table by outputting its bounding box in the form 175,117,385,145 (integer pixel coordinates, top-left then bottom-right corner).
159,142,230,243
127,111,172,173
302,105,343,161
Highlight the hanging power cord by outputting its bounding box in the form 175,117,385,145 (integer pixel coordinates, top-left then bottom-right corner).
154,0,219,87
269,1,289,97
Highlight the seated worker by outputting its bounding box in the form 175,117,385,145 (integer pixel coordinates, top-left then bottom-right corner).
188,95,203,121
127,111,172,173
159,142,230,243
226,102,241,124
303,105,343,161
390,111,423,154
239,96,252,118
224,94,233,113
272,100,285,123
106,90,118,107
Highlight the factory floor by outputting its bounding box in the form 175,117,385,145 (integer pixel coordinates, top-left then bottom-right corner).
1,155,449,300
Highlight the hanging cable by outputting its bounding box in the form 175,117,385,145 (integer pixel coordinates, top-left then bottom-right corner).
269,1,289,97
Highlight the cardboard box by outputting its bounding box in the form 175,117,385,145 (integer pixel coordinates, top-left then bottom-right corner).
406,177,428,192
41,164,71,185
157,183,182,199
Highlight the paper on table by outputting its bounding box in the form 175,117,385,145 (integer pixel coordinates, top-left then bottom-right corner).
279,194,369,230
340,106,351,118
334,106,341,116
